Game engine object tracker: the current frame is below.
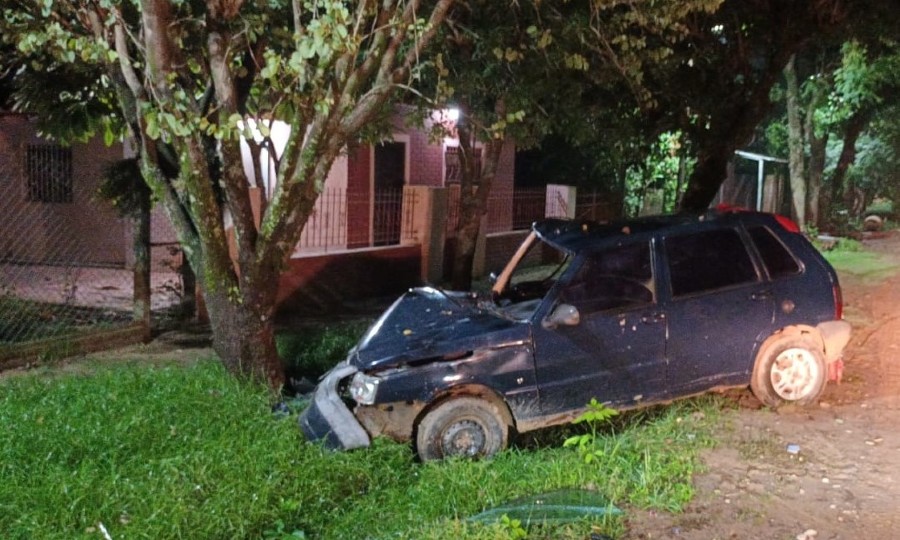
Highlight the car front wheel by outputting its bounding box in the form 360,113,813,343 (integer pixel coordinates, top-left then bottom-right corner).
415,397,509,461
751,334,827,407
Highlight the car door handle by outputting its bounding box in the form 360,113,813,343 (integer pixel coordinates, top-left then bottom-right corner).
641,312,666,324
751,290,773,301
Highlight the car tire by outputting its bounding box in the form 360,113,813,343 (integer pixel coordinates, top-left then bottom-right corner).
415,397,509,461
751,334,827,407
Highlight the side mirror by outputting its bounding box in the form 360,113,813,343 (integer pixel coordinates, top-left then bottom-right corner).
542,303,580,329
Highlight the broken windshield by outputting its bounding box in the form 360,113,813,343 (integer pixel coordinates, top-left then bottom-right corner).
488,232,571,320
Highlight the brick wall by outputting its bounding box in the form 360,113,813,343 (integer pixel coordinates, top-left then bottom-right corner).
346,143,371,248
408,126,444,186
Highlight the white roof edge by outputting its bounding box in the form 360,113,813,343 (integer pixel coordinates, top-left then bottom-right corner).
735,150,788,163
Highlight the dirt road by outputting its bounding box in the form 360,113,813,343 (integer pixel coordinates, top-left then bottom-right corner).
625,232,900,540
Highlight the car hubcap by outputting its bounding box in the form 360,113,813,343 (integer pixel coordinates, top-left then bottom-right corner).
441,420,486,457
771,347,820,400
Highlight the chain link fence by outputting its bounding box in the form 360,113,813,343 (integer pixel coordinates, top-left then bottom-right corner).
0,126,183,366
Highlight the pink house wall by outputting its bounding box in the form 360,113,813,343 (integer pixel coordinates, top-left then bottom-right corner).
0,113,127,267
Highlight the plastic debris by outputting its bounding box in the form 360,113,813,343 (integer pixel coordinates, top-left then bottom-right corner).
786,443,801,454
468,489,622,527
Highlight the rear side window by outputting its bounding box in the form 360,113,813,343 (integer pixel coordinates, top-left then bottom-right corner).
748,226,801,279
665,228,758,297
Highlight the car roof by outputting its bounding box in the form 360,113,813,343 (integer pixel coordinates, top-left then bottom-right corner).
533,209,787,253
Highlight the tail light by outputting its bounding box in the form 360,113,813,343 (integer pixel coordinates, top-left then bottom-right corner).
774,214,801,233
833,284,844,320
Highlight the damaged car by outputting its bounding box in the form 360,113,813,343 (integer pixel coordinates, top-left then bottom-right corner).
299,208,851,460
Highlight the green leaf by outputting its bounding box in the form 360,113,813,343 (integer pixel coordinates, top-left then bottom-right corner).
145,114,160,140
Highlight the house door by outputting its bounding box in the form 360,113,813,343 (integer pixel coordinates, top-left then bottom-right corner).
373,141,406,246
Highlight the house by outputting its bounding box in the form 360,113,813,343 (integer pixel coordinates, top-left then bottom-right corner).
235,107,518,314
237,108,517,254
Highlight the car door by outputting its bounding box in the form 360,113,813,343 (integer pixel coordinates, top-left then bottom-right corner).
661,226,776,393
531,239,668,414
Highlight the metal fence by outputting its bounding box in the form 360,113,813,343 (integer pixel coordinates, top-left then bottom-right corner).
295,187,419,252
447,188,555,236
445,186,619,237
0,157,181,358
575,189,616,222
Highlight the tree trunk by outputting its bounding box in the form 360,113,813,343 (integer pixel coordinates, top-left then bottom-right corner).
449,101,506,291
784,54,807,230
133,184,152,341
450,209,480,290
807,131,827,229
203,285,285,390
178,259,197,320
804,77,827,229
680,146,731,212
830,109,871,219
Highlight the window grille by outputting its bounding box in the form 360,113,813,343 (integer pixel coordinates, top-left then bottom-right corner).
26,144,73,203
444,146,482,184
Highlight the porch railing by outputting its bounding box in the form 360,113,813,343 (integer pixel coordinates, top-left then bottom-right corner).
295,187,418,253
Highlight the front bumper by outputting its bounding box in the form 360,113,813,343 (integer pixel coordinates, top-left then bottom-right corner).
298,363,371,450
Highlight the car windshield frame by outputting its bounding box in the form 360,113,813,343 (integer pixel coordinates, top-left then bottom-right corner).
487,231,572,321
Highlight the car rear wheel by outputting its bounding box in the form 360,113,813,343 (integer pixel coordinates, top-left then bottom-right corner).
751,335,827,407
415,397,509,461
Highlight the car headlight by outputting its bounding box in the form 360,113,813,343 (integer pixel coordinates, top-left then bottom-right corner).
349,372,380,405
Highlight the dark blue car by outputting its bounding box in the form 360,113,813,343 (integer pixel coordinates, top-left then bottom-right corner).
300,208,851,460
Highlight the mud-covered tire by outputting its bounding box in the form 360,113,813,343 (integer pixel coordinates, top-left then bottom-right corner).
751,334,827,407
415,397,509,461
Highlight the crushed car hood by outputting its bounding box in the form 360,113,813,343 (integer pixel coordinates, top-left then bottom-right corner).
349,287,529,371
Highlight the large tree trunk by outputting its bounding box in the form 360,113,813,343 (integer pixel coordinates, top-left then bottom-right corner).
204,285,284,390
450,140,505,291
784,54,807,229
680,146,732,212
829,109,871,218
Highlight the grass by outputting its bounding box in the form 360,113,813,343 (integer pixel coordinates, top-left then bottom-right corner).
819,237,900,282
276,320,370,380
0,355,724,540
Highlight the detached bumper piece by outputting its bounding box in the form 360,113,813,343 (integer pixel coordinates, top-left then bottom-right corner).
298,363,371,450
817,320,852,363
818,320,852,384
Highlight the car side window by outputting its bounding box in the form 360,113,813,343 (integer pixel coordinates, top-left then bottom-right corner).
666,228,758,297
561,242,654,314
747,226,801,279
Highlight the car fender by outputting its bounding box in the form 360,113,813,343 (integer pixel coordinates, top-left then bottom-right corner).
758,322,850,364
419,383,515,430
355,383,516,444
